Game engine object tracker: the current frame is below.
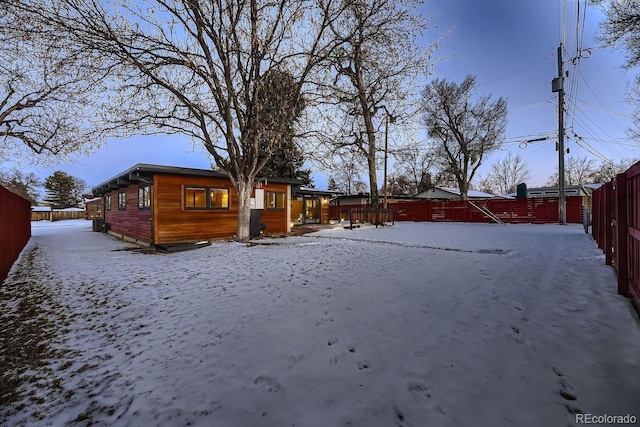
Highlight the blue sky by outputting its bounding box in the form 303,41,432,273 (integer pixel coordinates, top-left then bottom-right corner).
8,0,640,192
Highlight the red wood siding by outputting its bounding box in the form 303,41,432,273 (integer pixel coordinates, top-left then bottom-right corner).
153,174,289,244
153,174,239,244
1,186,31,283
104,185,152,243
85,200,102,219
259,183,289,234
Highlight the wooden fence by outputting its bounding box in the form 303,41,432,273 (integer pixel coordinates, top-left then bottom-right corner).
330,196,584,224
345,208,395,228
31,209,86,221
592,161,640,308
0,186,31,283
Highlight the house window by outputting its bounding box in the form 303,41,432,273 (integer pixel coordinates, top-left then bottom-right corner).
105,195,111,211
184,186,229,210
209,188,229,209
266,191,285,210
185,187,207,208
118,192,126,210
138,185,151,209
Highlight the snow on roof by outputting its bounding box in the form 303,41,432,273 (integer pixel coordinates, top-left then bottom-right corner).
439,187,498,198
31,206,85,211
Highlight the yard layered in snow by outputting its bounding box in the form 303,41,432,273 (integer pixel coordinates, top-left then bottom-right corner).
1,220,639,426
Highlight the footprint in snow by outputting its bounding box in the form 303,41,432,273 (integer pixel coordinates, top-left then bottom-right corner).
559,378,577,401
408,383,431,404
287,355,303,368
252,376,281,394
356,360,371,370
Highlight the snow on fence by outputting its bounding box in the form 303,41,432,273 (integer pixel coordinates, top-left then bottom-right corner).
592,161,640,308
329,196,584,224
0,185,31,283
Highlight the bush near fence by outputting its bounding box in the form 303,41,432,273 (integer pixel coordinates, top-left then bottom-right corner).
591,161,640,309
1,186,31,283
329,196,584,224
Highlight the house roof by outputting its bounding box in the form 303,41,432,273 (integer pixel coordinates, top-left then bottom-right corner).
504,184,593,198
293,187,344,197
415,187,500,199
92,163,304,196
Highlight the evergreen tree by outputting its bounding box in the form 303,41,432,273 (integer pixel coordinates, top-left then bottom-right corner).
256,70,313,187
43,171,86,208
260,139,313,187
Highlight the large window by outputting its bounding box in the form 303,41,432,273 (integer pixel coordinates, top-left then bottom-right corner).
105,195,111,211
184,186,229,210
209,188,229,208
118,192,126,210
138,185,151,209
266,191,285,210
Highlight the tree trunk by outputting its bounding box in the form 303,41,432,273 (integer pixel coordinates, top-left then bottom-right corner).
236,179,253,243
367,153,379,207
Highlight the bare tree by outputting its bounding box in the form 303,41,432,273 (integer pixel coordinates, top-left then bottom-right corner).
596,1,640,137
546,155,596,186
0,3,110,161
0,168,41,205
321,0,435,207
423,75,508,200
589,158,638,182
391,145,437,194
475,175,497,196
384,173,414,195
326,149,368,194
25,0,342,241
486,152,530,196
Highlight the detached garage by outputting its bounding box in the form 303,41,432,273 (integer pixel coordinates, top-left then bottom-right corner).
92,164,300,245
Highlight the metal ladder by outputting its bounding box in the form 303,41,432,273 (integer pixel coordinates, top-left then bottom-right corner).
469,201,505,225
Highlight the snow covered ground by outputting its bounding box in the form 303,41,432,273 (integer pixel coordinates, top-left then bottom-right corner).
1,220,639,426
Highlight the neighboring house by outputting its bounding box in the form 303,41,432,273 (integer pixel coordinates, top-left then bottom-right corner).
505,184,596,209
329,193,371,206
91,164,301,245
291,188,342,225
414,187,500,200
84,197,103,219
505,185,593,199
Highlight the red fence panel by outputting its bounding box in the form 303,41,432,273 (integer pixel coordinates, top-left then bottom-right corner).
0,185,31,283
625,163,640,307
592,161,640,309
330,196,584,224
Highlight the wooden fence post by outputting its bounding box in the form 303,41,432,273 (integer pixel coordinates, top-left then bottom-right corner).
604,182,614,265
615,173,629,297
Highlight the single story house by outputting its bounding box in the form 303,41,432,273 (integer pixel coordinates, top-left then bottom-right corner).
84,197,102,219
414,187,501,200
505,185,593,199
91,164,301,245
505,184,598,209
291,187,342,225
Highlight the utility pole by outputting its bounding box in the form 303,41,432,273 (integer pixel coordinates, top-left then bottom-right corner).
552,43,566,225
383,113,389,210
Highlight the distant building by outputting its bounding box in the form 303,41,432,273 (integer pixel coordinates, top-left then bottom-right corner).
414,187,501,200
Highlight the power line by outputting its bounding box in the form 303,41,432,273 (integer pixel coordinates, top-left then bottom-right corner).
478,52,556,86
